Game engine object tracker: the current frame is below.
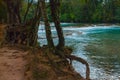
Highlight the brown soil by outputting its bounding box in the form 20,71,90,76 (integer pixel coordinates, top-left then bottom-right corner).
0,46,84,80
25,47,85,80
0,47,28,80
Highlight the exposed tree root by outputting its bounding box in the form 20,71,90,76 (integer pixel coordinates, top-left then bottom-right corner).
25,47,90,80
46,52,84,80
46,52,65,75
55,49,90,80
65,55,90,80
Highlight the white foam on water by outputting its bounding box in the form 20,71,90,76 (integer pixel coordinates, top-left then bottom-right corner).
38,25,120,80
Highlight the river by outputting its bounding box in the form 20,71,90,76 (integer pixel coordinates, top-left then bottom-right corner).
38,24,120,80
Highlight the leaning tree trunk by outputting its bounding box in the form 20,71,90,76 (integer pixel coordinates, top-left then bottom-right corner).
40,0,54,48
50,0,65,49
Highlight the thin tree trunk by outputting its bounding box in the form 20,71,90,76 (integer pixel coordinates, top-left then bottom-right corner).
4,0,41,47
4,0,21,24
40,0,54,48
26,0,41,47
23,0,33,23
50,0,65,49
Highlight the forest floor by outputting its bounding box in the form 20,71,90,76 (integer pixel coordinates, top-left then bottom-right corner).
0,46,84,80
25,46,84,80
0,24,85,80
0,47,28,80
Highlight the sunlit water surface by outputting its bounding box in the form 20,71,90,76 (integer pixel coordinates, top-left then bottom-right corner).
38,25,120,80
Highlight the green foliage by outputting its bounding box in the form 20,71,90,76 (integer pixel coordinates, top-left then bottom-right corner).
115,8,120,22
0,0,37,23
60,0,120,23
0,0,7,22
20,1,37,22
1,0,120,23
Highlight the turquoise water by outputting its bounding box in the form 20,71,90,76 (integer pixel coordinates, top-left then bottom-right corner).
64,26,120,79
38,25,120,80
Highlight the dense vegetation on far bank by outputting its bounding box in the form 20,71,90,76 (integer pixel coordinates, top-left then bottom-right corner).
59,0,120,23
1,0,120,24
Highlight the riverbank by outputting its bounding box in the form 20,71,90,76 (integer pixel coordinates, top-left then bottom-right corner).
0,24,89,80
25,46,85,80
60,23,120,28
0,45,86,80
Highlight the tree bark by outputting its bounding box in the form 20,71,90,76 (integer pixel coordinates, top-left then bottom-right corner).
23,0,33,23
40,0,54,48
4,0,41,47
50,0,65,49
4,0,21,24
